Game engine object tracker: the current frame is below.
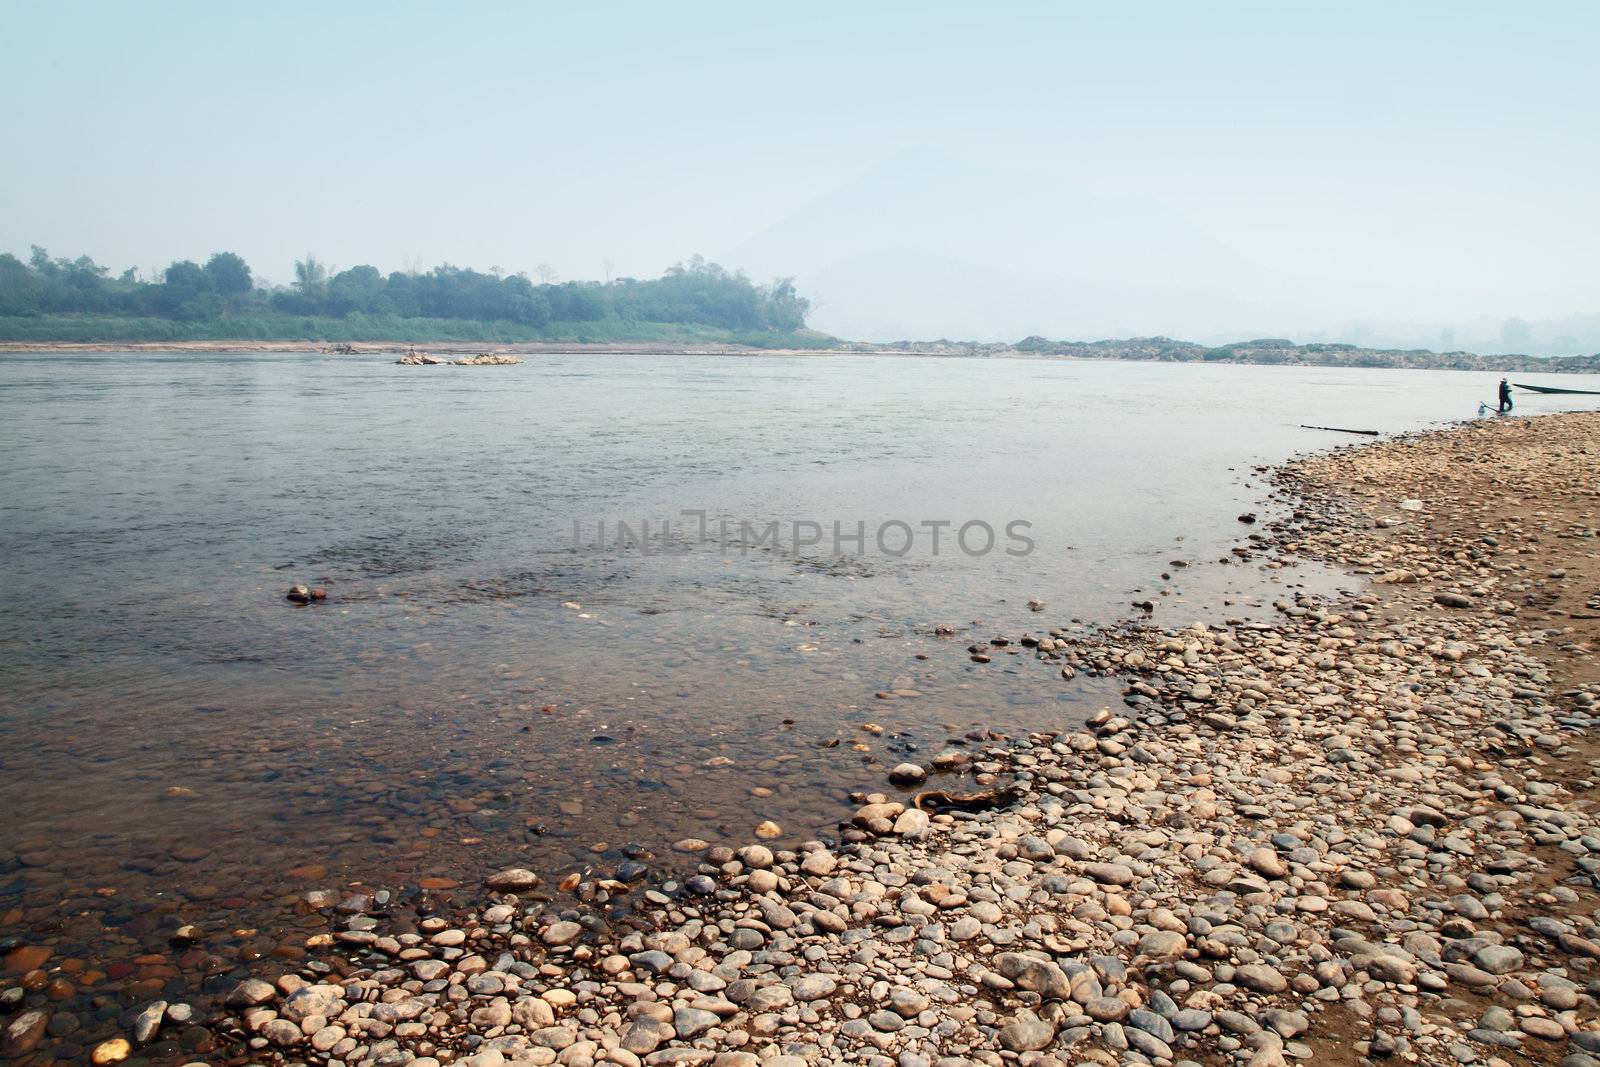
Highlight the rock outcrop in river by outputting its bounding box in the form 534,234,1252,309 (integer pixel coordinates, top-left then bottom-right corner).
396,352,523,366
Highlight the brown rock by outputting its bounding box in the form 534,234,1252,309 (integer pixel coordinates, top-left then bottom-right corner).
4,945,52,973
2,1011,49,1057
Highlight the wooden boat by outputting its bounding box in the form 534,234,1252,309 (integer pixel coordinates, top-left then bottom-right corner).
1514,382,1600,395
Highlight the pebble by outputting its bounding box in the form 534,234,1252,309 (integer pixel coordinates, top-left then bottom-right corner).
888,763,926,784
542,920,583,946
485,867,540,891
2,1012,49,1058
131,1000,166,1045
91,1038,132,1065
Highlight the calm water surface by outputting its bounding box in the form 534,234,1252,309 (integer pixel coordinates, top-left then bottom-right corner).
3,351,1599,1058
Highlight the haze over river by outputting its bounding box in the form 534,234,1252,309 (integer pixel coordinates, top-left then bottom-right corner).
3,350,1600,1055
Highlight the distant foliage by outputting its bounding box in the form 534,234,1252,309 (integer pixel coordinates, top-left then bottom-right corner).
0,313,837,349
0,247,811,335
1004,335,1600,373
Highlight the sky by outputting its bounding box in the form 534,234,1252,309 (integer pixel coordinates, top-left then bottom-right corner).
3,1,1597,349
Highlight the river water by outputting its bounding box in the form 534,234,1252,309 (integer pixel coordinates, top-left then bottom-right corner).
3,350,1599,1060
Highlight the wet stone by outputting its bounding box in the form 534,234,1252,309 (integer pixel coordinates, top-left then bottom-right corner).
542,921,583,946
2,1011,49,1058
486,868,540,892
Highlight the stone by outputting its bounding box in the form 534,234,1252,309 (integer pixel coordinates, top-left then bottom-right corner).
486,868,541,891
1248,847,1287,878
1125,1027,1174,1060
790,975,838,1001
622,1020,670,1055
888,987,930,1017
91,1038,132,1065
132,1000,167,1045
1083,862,1135,885
889,763,927,784
260,1018,303,1047
997,953,1073,1000
1473,944,1525,975
1234,964,1289,994
1138,930,1187,959
1016,835,1055,861
543,920,584,946
736,845,774,869
800,851,837,876
869,1009,905,1032
630,950,675,974
529,1024,577,1050
2,1012,49,1058
310,1025,346,1052
998,1014,1055,1052
226,977,277,1007
893,808,931,837
513,998,557,1028
1086,996,1129,1022
281,983,344,1023
673,1007,720,1038
4,946,51,972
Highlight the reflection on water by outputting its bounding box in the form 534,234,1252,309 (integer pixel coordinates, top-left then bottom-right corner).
3,350,1599,1059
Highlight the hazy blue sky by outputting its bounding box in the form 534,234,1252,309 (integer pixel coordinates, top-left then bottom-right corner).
3,2,1596,345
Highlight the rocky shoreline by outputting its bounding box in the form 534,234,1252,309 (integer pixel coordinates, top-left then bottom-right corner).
11,412,1600,1067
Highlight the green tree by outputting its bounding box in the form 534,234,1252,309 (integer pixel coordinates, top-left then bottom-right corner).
29,246,59,277
293,254,327,299
203,252,252,295
327,264,386,316
155,260,217,318
0,253,41,315
0,244,813,337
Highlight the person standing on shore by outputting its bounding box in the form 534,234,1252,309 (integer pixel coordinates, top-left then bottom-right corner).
1499,378,1514,413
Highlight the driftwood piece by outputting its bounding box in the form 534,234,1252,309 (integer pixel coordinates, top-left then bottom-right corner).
1300,424,1380,436
912,784,1024,813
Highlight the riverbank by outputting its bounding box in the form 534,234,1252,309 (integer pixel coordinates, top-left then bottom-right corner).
9,412,1600,1067
171,414,1600,1065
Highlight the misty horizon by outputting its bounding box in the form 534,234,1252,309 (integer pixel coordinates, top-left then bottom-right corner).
4,3,1597,355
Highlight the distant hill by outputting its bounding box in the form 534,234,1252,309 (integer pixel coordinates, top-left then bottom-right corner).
730,151,1291,343
728,149,1600,355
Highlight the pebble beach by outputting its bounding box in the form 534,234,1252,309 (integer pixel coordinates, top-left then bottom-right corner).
10,410,1600,1067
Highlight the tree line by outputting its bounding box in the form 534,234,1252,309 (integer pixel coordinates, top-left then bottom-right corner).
0,248,810,332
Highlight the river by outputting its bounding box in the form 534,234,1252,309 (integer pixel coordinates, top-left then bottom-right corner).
2,350,1599,1060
